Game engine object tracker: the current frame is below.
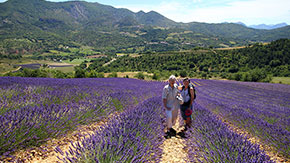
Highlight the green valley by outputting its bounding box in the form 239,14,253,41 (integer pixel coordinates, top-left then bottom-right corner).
0,0,289,83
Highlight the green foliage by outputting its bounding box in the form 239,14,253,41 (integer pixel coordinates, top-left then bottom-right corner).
108,72,118,78
134,72,145,80
86,71,105,78
152,72,160,80
52,70,68,79
97,39,290,82
229,69,272,82
0,0,289,58
88,57,112,72
74,67,86,78
4,68,48,78
201,72,208,79
179,70,187,77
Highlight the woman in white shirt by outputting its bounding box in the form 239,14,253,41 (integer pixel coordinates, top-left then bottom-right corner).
178,78,195,131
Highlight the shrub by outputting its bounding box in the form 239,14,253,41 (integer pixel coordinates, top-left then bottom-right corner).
135,72,145,80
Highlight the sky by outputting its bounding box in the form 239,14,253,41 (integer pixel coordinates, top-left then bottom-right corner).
1,0,289,25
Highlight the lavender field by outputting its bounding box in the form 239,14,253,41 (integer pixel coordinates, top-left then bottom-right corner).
0,77,289,162
190,79,290,162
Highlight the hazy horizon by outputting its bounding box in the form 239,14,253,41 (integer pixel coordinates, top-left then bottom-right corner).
0,0,289,26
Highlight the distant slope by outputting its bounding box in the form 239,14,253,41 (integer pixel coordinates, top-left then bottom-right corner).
0,0,176,29
249,23,288,30
94,39,290,78
184,22,290,41
0,0,290,54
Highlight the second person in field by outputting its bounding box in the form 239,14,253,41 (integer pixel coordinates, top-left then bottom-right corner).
178,78,195,131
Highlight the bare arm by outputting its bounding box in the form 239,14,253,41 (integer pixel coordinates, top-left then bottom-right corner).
189,88,194,107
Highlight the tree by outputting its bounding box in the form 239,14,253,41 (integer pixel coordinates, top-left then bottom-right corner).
233,73,243,81
87,71,98,78
96,72,105,78
79,62,87,69
74,67,86,78
179,70,187,77
152,72,160,80
53,70,67,78
108,72,118,78
201,72,207,79
135,72,145,80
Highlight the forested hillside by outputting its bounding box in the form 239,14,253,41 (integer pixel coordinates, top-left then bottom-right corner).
0,0,290,56
86,39,290,81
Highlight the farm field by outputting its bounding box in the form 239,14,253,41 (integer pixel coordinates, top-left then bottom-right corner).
272,77,290,85
0,58,76,74
63,58,92,65
189,79,290,162
0,58,42,74
0,77,289,162
104,72,153,79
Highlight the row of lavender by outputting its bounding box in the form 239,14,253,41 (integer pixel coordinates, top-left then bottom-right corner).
56,96,165,162
184,103,273,162
0,77,164,160
192,79,290,160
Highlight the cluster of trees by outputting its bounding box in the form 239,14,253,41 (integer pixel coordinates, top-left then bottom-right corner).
0,26,74,56
85,39,289,82
0,54,22,59
227,69,273,82
3,39,289,83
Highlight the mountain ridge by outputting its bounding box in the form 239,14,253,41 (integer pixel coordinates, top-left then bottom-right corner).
249,23,288,30
0,0,290,54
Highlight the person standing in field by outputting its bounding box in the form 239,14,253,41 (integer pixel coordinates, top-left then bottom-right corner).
162,75,183,138
179,78,195,131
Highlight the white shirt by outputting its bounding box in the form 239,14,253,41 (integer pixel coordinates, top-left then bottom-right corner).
181,86,192,103
162,84,179,109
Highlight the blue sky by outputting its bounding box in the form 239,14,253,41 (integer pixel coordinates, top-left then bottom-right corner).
1,0,289,25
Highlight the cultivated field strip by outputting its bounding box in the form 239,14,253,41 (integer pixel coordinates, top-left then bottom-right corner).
56,96,165,162
193,79,290,161
0,77,165,162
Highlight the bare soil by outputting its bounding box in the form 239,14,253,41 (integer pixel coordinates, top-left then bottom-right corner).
160,114,190,163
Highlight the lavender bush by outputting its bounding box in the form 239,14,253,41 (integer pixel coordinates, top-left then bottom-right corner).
185,102,273,162
56,96,165,163
192,79,290,159
0,77,164,159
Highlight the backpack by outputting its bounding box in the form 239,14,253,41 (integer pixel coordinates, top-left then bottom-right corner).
182,82,196,100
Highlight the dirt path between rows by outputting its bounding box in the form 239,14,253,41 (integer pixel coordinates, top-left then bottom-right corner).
159,114,190,163
220,118,289,163
6,114,116,163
